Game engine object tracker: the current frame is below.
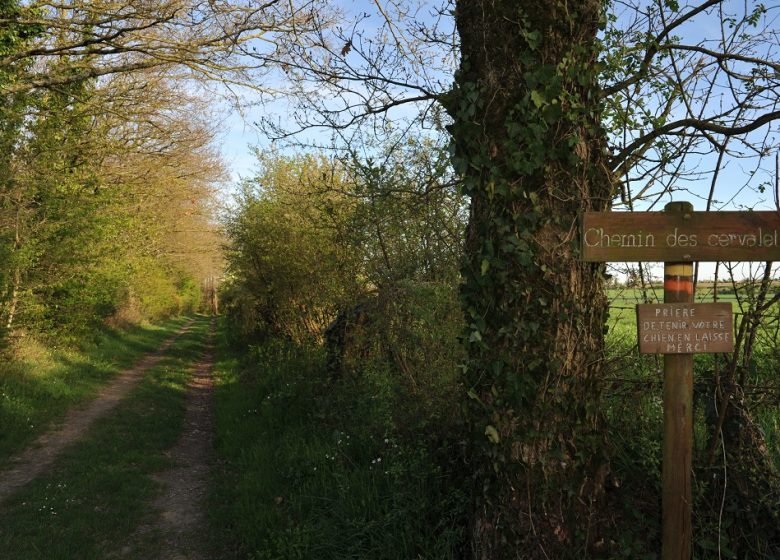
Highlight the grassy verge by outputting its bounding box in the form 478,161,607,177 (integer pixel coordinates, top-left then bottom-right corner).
0,316,190,462
0,316,212,560
209,320,467,560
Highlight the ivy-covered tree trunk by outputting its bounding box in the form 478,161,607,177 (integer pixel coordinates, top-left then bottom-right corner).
445,1,614,557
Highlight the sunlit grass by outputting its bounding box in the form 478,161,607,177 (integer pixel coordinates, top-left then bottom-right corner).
0,317,212,560
0,318,189,463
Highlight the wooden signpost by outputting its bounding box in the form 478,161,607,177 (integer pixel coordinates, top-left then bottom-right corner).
637,303,733,354
581,209,780,262
580,201,778,560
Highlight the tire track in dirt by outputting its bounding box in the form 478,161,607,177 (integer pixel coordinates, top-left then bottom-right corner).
0,319,195,504
118,318,216,560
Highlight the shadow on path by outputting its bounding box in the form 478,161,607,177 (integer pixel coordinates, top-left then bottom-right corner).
117,318,216,560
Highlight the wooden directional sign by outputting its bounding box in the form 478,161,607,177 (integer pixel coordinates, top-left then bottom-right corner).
581,211,780,262
581,203,745,560
637,303,733,354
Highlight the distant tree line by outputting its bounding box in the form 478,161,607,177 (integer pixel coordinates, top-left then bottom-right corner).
0,0,231,343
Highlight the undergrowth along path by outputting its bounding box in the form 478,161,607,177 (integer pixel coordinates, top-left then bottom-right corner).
0,319,195,504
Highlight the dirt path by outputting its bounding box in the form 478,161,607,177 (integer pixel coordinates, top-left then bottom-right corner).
0,319,195,504
119,319,217,560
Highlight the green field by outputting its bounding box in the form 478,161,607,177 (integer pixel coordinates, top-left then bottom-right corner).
607,285,753,336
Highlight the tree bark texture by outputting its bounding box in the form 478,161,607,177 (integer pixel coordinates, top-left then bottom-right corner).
446,1,613,557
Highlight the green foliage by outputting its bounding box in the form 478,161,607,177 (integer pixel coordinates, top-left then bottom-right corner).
210,320,468,559
218,142,469,557
223,153,362,342
0,79,216,343
127,257,200,321
332,280,465,436
343,139,464,286
0,8,223,345
177,276,202,316
0,1,41,57
222,141,465,344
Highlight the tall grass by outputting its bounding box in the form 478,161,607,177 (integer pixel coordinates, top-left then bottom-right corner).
211,284,780,559
209,324,468,560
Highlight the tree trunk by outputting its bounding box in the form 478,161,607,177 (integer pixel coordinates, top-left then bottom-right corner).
445,1,613,557
5,203,24,332
5,268,21,331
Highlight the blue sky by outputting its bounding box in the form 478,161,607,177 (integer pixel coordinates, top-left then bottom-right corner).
215,0,779,269
218,111,262,182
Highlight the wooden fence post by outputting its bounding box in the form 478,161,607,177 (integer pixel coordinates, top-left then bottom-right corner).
662,201,694,560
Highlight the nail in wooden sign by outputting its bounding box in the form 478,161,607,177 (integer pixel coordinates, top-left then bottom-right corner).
581,211,780,262
636,303,734,354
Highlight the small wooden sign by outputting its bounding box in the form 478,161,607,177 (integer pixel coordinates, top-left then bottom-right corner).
636,303,733,354
581,211,780,262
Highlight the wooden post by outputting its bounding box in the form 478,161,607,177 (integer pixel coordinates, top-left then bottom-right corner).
662,201,694,560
